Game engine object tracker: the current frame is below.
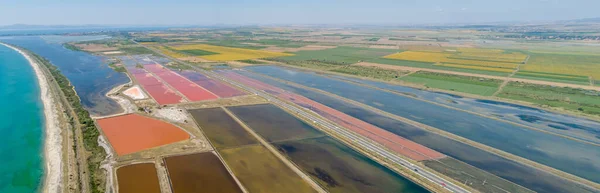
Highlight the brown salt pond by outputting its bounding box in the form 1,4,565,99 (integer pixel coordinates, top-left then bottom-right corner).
188,107,258,149
220,144,317,193
97,114,190,155
116,163,161,193
164,152,243,193
227,104,325,142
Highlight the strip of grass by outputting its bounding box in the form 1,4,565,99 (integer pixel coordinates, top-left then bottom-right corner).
514,71,590,85
498,82,600,115
237,59,264,64
365,37,380,41
400,71,502,96
178,49,218,56
330,66,408,81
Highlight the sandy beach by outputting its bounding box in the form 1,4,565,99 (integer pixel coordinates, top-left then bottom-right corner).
0,43,63,193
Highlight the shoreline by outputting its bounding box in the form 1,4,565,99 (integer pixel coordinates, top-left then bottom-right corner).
0,42,63,193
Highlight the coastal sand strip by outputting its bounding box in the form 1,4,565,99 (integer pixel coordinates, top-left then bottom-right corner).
1,42,63,193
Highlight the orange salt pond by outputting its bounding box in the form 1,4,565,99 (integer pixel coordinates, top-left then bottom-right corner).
97,114,189,155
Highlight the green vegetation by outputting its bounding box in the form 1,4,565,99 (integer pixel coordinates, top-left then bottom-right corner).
400,72,502,96
423,158,535,193
247,39,308,48
31,53,105,193
63,43,84,52
78,38,135,47
203,39,267,50
266,58,339,70
331,66,408,81
108,61,126,73
365,37,380,41
514,70,590,85
388,38,430,41
279,46,397,65
118,46,156,55
178,49,218,56
237,59,264,64
498,81,600,115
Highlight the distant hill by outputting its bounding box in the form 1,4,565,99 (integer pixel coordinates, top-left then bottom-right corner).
0,24,110,30
563,17,600,23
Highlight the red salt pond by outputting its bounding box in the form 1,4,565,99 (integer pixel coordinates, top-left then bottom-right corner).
177,70,245,98
219,70,445,161
97,114,190,155
145,64,218,101
143,84,186,105
127,67,185,105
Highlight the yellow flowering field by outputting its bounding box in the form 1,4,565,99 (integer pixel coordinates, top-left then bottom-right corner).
384,50,519,69
170,44,293,61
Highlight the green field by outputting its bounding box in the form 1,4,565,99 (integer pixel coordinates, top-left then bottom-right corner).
118,46,156,55
498,82,600,115
203,39,267,50
423,158,534,193
247,39,308,48
400,72,502,96
179,49,218,56
514,70,590,85
279,47,397,65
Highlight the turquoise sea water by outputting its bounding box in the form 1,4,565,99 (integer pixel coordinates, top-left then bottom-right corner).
0,44,44,192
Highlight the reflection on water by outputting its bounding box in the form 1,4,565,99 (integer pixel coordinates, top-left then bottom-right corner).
237,71,595,193
244,66,600,185
332,72,600,144
1,36,129,116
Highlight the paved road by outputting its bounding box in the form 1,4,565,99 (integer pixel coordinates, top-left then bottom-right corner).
202,69,470,193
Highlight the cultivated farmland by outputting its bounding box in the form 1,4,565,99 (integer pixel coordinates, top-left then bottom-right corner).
169,44,293,61
383,49,523,70
521,52,600,81
400,71,503,96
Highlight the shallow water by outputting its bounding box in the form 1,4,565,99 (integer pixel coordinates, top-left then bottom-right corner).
275,137,429,193
331,74,600,144
0,44,44,192
1,36,129,116
229,103,428,193
246,66,600,184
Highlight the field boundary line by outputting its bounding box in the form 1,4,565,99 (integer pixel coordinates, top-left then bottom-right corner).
251,71,600,190
493,56,524,96
353,62,600,91
221,107,328,193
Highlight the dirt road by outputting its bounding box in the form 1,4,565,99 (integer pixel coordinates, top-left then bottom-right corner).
355,62,600,91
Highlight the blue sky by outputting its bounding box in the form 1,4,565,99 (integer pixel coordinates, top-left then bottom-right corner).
0,0,599,25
